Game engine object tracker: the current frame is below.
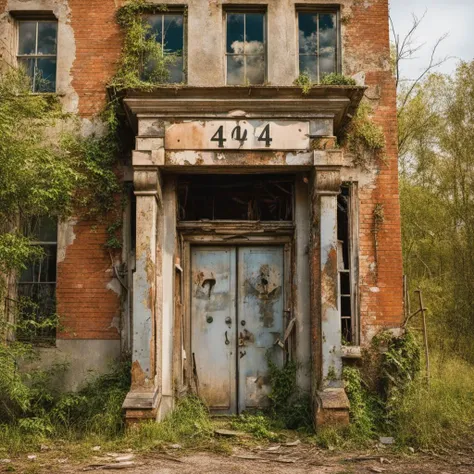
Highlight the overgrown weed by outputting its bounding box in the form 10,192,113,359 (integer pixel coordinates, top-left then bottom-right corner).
392,354,474,448
229,413,279,441
125,396,213,450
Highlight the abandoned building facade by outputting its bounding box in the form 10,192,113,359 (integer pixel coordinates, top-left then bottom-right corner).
0,0,402,425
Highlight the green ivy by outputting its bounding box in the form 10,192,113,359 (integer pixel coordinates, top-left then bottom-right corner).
345,102,386,168
110,0,180,92
266,354,312,430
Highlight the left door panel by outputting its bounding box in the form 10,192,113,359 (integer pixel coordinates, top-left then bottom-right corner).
191,247,236,414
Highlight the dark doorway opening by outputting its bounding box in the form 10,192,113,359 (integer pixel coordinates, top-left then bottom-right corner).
178,174,294,221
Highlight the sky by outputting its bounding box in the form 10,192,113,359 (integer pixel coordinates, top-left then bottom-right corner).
389,0,474,79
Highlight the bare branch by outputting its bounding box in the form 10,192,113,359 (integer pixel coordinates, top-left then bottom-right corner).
391,9,451,109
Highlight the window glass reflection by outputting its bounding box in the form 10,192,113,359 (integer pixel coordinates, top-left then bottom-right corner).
226,12,265,85
298,12,338,82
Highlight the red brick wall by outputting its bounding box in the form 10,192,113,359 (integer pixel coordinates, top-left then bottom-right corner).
59,0,122,340
69,0,122,117
344,0,404,340
56,221,121,340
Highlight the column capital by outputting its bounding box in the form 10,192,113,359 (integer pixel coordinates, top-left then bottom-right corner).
313,168,342,196
133,168,163,206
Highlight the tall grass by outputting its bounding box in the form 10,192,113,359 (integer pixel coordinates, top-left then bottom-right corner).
126,396,213,450
392,354,474,448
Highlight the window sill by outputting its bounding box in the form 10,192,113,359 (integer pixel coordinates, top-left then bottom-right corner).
341,345,362,359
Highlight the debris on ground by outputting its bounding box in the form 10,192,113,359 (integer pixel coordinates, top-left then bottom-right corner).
379,437,395,445
284,439,301,447
214,429,249,438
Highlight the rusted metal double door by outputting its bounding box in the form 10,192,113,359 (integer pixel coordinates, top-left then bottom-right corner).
191,246,285,414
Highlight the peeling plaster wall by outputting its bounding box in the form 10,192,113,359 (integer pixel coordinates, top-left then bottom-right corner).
1,0,79,112
294,176,311,391
160,177,178,418
22,340,121,391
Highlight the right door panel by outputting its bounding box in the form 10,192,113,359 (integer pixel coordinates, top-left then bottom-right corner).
237,246,285,413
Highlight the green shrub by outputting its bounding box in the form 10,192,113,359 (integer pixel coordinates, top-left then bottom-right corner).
320,73,357,86
294,72,313,95
294,72,356,94
266,356,312,430
342,366,381,441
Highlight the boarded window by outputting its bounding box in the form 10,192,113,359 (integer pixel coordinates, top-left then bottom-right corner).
17,217,58,343
146,13,185,83
226,11,266,85
178,175,293,221
298,11,338,82
17,20,57,92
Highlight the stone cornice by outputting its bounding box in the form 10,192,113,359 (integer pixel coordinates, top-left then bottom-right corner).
122,86,366,135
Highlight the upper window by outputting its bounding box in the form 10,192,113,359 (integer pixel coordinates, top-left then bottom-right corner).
298,12,338,83
17,20,57,92
226,11,266,85
146,13,185,83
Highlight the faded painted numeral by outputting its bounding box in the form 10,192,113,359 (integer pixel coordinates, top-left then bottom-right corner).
258,124,273,147
231,125,248,142
211,125,227,148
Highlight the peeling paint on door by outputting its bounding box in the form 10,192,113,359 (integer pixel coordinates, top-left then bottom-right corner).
191,246,285,414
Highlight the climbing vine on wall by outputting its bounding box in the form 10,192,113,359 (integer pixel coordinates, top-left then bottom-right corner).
345,102,386,168
110,0,181,92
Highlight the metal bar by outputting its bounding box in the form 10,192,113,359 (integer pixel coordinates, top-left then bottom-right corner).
416,289,430,383
316,13,320,82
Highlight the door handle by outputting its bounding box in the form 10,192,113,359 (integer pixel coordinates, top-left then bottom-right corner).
240,350,246,359
225,331,230,345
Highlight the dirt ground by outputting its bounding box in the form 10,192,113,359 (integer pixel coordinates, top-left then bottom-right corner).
3,443,474,474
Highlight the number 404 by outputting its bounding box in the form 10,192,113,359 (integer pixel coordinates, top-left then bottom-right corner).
211,124,273,148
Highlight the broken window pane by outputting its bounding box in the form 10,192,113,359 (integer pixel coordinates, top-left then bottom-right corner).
17,20,57,92
178,175,294,221
298,12,338,83
226,12,265,85
146,14,185,83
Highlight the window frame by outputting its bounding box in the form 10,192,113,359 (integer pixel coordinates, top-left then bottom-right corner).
145,11,187,84
296,7,341,83
17,217,59,345
337,183,360,346
16,18,58,93
224,8,268,85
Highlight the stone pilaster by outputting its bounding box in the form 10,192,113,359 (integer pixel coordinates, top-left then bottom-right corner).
311,152,350,428
123,139,164,423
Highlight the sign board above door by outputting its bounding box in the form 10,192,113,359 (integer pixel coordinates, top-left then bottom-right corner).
165,120,310,151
